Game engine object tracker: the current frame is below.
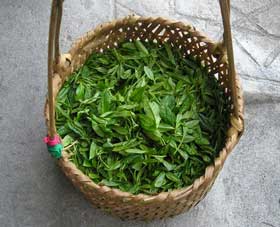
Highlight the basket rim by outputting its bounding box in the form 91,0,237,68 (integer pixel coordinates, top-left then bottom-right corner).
45,15,244,203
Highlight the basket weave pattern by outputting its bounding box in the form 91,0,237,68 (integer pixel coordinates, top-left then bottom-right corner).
45,15,244,220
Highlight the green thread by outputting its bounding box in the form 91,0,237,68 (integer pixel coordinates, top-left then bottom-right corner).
47,144,63,159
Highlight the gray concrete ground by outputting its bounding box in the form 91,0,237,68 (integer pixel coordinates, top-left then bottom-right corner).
0,0,280,227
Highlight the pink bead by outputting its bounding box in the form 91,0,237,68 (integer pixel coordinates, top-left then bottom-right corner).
44,135,61,146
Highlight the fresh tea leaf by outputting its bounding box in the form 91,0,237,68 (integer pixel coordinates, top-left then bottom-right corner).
154,172,166,188
144,66,154,81
89,141,98,160
55,40,231,195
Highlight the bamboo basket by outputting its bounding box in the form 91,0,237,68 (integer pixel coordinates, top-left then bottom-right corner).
44,0,244,220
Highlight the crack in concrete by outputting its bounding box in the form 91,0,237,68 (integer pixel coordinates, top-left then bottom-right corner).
234,38,261,66
264,44,280,67
254,23,280,39
175,8,280,42
241,74,280,86
261,221,277,227
232,24,280,41
231,1,275,18
175,11,217,23
245,92,280,106
231,5,280,40
115,2,143,17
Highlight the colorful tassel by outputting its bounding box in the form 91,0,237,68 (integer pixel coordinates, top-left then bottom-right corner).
44,135,63,159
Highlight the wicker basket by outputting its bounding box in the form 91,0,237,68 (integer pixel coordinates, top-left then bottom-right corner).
44,0,244,220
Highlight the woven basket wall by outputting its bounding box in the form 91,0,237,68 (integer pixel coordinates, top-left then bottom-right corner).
45,13,244,221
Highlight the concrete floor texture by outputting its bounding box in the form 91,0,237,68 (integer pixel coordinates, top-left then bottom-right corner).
0,0,279,226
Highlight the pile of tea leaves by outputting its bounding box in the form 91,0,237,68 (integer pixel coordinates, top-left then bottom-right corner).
56,40,231,195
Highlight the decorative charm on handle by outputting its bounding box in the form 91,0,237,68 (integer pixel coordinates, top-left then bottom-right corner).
44,135,63,159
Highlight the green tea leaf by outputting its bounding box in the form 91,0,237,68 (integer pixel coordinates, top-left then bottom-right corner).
88,172,99,180
100,179,119,187
144,101,161,128
135,40,149,55
160,99,176,126
144,66,154,81
122,42,136,50
81,65,91,77
144,130,162,142
158,123,174,132
99,89,111,114
62,135,73,147
164,43,176,65
75,83,85,100
55,40,231,195
125,148,147,154
154,172,166,188
83,159,92,167
166,172,180,183
108,161,122,170
112,126,129,135
139,114,156,131
130,86,145,102
178,149,189,160
162,160,175,171
184,120,199,128
89,141,98,160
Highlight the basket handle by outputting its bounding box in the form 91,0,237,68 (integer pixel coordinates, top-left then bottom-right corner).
48,0,62,137
47,0,239,138
219,0,239,118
